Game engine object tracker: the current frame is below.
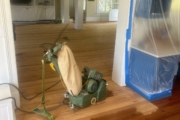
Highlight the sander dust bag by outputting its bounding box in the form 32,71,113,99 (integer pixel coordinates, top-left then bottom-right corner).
57,44,82,96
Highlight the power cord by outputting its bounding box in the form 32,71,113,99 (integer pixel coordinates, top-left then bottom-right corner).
0,81,60,100
0,97,33,113
0,81,69,114
40,23,70,51
0,97,68,114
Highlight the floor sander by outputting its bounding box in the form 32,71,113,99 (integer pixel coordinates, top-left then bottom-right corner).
33,43,107,120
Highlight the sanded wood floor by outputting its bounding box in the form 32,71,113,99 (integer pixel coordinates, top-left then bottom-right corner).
14,22,180,120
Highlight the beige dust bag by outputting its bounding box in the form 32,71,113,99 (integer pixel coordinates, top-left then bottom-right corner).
57,44,82,96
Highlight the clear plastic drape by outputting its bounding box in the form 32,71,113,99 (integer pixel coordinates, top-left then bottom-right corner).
128,0,180,101
131,0,180,57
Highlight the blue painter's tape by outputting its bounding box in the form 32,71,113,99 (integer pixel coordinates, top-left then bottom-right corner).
126,81,172,101
177,63,180,76
129,48,177,101
125,0,134,84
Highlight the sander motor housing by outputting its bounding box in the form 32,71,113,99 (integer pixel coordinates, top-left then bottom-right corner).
69,67,107,108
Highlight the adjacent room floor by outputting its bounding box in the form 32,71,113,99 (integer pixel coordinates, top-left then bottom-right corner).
14,22,180,120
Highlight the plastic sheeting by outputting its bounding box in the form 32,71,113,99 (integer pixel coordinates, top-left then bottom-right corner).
128,0,180,101
128,48,180,101
132,0,180,57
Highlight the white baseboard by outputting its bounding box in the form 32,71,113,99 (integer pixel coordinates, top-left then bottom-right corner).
109,18,118,21
0,85,20,108
62,18,70,23
74,24,84,29
10,86,20,108
0,94,16,120
86,17,109,22
0,85,19,120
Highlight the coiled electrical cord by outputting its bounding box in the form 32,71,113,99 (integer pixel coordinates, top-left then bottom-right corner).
0,81,60,100
0,81,69,114
0,97,68,114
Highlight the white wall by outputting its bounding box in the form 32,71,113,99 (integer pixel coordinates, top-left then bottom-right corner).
0,99,16,120
0,0,18,86
86,0,109,21
112,0,131,86
0,0,20,107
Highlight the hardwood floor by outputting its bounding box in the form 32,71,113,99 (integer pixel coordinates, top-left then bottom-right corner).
14,22,180,120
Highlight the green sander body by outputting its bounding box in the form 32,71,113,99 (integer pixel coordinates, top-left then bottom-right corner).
43,43,107,109
69,67,107,108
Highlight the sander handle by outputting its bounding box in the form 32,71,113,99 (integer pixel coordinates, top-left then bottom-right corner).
43,43,62,75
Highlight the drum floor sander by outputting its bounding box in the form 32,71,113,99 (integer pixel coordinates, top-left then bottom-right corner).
33,43,107,120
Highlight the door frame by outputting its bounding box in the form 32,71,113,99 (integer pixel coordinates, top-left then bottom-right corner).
1,0,18,86
112,0,135,86
0,0,20,107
